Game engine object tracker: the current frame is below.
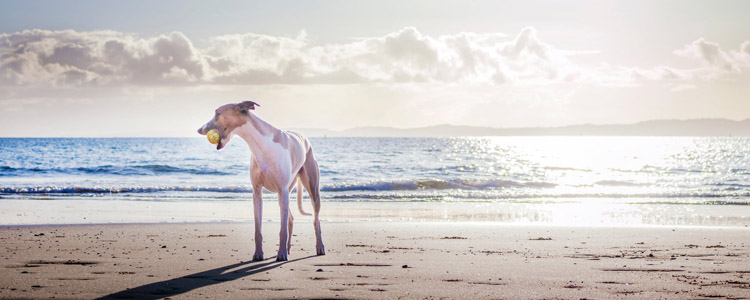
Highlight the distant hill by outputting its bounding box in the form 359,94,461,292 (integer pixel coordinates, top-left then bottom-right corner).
291,118,750,137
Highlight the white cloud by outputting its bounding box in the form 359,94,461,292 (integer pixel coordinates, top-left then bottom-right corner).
0,27,592,86
2,28,749,89
674,38,739,73
629,37,750,83
0,29,209,86
574,37,750,87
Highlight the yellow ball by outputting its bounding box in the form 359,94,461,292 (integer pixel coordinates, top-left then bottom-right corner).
207,129,220,145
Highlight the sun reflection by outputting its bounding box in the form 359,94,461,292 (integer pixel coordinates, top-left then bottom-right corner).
315,201,749,227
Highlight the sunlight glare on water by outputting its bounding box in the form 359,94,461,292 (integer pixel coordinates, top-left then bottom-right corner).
1,137,749,226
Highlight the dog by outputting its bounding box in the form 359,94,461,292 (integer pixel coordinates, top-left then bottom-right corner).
198,101,325,261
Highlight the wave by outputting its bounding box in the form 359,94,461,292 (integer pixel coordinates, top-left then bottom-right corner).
669,168,716,174
543,166,592,172
322,179,557,192
0,186,252,194
611,166,731,175
710,182,750,191
2,178,749,203
3,185,750,204
594,180,645,187
0,178,554,195
0,164,232,176
328,192,750,202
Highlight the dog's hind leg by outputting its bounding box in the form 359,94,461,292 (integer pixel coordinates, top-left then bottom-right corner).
286,180,301,255
287,211,294,254
298,149,325,256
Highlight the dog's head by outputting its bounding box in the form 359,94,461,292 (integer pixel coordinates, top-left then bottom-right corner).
197,101,259,150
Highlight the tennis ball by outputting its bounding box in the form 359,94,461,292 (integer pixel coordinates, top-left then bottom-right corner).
207,129,220,145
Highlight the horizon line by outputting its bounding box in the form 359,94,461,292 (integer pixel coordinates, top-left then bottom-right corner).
1,117,748,138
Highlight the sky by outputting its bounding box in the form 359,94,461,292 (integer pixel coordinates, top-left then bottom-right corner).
1,0,749,137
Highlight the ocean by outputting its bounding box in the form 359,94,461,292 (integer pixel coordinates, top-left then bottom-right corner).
1,137,749,226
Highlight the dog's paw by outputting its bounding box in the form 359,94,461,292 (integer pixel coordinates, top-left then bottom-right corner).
316,244,326,256
276,252,288,261
252,252,264,261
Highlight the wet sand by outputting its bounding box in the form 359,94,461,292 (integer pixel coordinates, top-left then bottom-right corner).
1,222,749,299
3,199,748,227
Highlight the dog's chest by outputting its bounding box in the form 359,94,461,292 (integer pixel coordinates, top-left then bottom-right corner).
251,157,292,193
251,159,274,179
247,132,301,193
254,159,268,173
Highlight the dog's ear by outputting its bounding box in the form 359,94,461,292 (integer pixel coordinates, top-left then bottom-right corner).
236,101,259,113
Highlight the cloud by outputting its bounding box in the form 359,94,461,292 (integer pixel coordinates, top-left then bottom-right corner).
0,29,210,86
0,27,591,86
674,38,739,73
578,37,750,88
2,28,749,88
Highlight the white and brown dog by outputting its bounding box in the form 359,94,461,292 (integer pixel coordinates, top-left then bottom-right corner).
198,101,325,261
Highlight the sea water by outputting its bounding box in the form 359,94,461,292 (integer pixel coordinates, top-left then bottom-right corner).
1,137,749,226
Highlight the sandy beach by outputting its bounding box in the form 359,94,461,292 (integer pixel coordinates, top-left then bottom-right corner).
1,221,749,299
4,0,750,298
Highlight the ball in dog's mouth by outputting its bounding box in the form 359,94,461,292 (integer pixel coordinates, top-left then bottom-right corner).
207,129,220,145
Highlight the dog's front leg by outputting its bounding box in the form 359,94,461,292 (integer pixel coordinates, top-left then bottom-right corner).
252,186,264,261
277,190,290,261
287,212,294,254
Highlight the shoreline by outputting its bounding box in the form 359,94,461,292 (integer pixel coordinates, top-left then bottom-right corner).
2,221,749,299
2,198,749,228
2,220,750,231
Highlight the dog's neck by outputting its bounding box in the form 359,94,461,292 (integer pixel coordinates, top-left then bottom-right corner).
233,113,282,162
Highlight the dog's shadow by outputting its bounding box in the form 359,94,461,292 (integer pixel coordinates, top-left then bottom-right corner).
96,255,316,300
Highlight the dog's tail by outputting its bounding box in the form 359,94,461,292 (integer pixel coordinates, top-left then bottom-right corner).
297,179,312,216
